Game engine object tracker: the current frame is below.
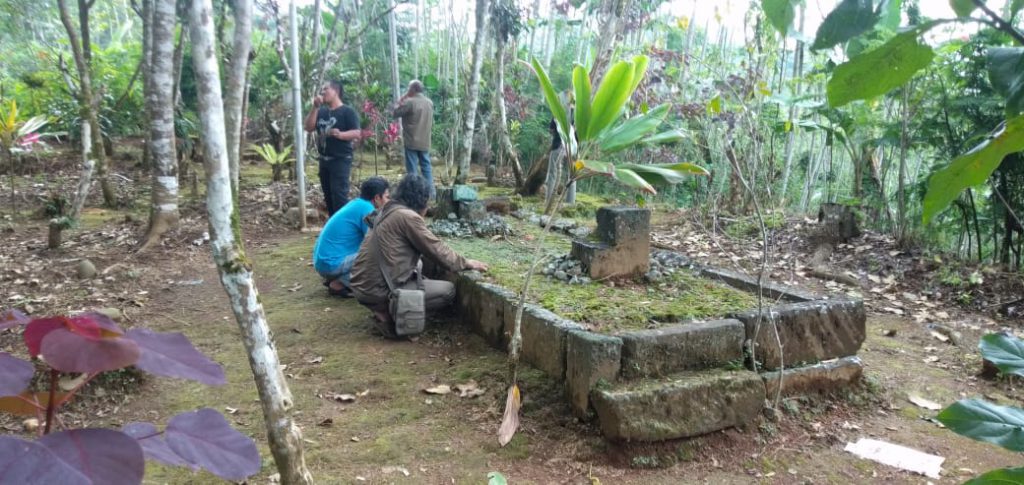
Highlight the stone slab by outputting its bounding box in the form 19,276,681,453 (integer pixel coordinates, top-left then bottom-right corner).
699,266,819,302
761,356,864,398
514,304,585,381
595,206,650,246
457,200,487,221
571,240,650,279
566,330,622,419
458,280,516,348
452,184,479,202
729,298,866,371
592,369,765,441
619,319,745,379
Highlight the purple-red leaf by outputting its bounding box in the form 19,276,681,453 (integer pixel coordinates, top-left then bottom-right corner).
71,312,124,337
0,436,90,485
122,422,191,468
24,317,66,357
166,408,261,481
0,352,33,397
40,328,140,373
38,429,144,485
126,329,225,385
0,309,30,331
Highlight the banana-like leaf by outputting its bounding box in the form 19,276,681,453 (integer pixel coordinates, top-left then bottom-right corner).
573,64,592,141
641,129,686,145
587,60,636,139
618,162,710,186
612,167,657,194
598,104,670,153
18,116,48,138
529,58,571,153
626,55,649,100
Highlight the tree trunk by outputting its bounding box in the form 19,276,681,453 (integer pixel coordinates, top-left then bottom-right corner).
492,10,523,188
387,0,400,102
172,20,187,108
312,0,321,55
456,0,490,184
188,0,314,482
225,0,253,196
74,0,116,208
897,85,909,241
57,0,100,236
139,0,180,251
779,5,805,202
140,0,155,171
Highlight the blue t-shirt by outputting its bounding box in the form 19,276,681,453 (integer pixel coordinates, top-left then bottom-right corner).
313,198,375,273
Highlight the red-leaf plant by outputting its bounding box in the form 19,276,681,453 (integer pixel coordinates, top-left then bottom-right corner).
0,309,261,484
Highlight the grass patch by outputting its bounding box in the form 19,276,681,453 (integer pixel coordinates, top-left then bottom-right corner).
445,218,758,332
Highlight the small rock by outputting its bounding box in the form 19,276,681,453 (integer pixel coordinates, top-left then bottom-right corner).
447,212,457,220
23,418,39,432
77,259,97,279
645,270,662,282
553,270,568,281
569,226,591,239
96,307,123,322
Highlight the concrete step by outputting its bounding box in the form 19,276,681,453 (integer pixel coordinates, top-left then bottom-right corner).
591,368,765,442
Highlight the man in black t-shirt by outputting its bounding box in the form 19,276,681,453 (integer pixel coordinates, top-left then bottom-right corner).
303,80,362,215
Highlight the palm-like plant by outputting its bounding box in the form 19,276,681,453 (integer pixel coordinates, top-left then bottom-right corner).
248,143,293,182
0,100,48,215
498,56,710,446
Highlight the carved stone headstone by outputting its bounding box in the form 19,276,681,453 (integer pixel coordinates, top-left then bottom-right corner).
571,206,651,279
818,202,860,243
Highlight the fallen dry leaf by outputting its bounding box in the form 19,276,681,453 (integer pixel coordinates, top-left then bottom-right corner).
58,373,88,391
455,380,486,398
381,466,410,477
907,394,942,411
318,418,333,427
423,385,451,395
497,385,521,446
356,389,370,397
331,393,356,403
307,356,324,364
225,406,239,414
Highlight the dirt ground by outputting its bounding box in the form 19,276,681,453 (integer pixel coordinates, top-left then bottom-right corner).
2,156,1023,484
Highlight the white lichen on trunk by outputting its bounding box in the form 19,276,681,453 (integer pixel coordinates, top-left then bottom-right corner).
188,0,313,482
455,0,490,184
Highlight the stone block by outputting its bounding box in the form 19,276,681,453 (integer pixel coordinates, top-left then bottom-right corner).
699,266,818,302
483,196,517,215
566,330,622,419
466,282,516,348
761,356,864,398
729,298,866,370
592,369,764,441
619,319,745,378
451,184,479,202
572,240,649,279
517,304,584,381
457,200,487,222
595,206,650,246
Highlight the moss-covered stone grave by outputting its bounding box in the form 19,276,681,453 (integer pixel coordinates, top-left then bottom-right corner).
425,187,866,442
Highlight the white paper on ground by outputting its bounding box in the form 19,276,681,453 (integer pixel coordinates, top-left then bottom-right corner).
844,438,944,479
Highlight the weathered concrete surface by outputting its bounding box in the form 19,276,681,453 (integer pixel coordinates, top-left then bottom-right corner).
619,320,745,378
595,206,650,245
508,304,584,381
571,240,649,279
729,299,866,370
699,266,819,302
761,356,864,398
592,369,765,441
455,278,516,348
566,330,622,418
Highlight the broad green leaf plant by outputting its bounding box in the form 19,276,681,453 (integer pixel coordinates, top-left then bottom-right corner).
498,56,709,446
0,99,48,215
247,143,294,182
761,0,1024,224
937,332,1024,483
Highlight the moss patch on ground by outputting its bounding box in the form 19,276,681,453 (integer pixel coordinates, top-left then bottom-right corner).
444,218,758,333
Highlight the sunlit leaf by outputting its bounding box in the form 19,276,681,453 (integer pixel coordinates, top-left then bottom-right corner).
127,328,226,385
0,309,30,330
763,0,796,35
937,399,1024,452
39,429,145,485
625,55,649,101
811,0,879,51
879,0,902,30
707,95,722,114
827,30,934,107
166,408,261,481
979,333,1024,377
122,422,191,468
965,467,1024,484
598,104,670,153
0,353,33,398
923,116,1024,223
23,317,67,357
488,471,509,485
588,60,636,138
640,129,686,145
617,162,710,186
0,436,89,485
573,64,593,140
613,168,657,194
528,57,571,154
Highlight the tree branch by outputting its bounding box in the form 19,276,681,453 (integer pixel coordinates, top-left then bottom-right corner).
972,0,1024,45
112,58,144,111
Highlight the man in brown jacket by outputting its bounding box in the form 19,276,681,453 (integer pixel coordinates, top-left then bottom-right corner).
351,174,488,337
394,80,435,198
